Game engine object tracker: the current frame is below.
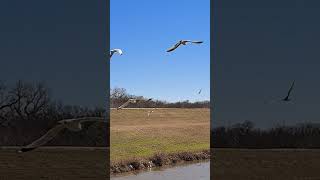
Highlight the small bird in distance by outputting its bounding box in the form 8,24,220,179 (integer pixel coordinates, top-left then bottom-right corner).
264,80,295,104
282,80,295,102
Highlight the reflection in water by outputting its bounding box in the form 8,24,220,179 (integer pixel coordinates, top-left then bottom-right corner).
111,161,209,180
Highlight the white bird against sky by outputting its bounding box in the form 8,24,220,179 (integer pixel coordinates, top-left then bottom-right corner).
110,49,123,59
166,40,203,52
18,117,106,153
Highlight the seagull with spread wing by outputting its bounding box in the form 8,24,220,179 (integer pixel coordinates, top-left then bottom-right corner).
166,40,203,52
117,98,140,110
110,49,123,59
18,117,106,153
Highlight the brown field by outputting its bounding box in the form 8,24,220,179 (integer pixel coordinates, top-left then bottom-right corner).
0,147,108,180
110,108,210,163
212,148,320,180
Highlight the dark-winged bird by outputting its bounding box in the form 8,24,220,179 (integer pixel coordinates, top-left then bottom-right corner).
166,40,203,52
109,49,123,59
282,80,295,101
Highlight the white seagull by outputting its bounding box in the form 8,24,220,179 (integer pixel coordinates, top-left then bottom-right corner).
166,40,203,52
18,117,106,153
117,98,139,110
110,49,123,59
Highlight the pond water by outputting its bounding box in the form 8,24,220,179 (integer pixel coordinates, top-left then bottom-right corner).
110,161,209,180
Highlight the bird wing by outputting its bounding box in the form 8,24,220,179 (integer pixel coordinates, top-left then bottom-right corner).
264,98,282,104
191,41,204,44
286,80,295,97
58,117,106,124
117,100,131,109
166,41,182,52
110,50,115,58
115,49,123,55
20,124,66,152
78,117,107,123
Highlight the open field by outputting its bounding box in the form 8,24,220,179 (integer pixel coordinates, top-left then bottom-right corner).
110,108,210,164
0,147,108,180
212,148,320,180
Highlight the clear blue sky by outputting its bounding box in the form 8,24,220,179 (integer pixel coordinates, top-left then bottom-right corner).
110,0,210,103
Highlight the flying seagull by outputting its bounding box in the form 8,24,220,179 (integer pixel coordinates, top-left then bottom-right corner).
117,98,139,110
166,40,203,52
282,80,295,102
18,117,106,153
110,49,123,59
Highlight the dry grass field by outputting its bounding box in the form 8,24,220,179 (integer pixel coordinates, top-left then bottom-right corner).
110,108,210,163
212,148,320,180
0,147,108,180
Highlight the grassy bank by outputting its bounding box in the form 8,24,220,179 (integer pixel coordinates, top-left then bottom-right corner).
110,108,210,172
111,150,210,174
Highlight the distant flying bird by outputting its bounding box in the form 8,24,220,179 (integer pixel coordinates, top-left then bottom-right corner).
110,49,123,59
198,89,202,95
166,40,203,52
264,80,296,104
18,117,106,153
282,80,295,102
146,98,152,102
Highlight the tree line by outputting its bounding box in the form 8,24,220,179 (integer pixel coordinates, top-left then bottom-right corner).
0,80,106,146
0,82,208,146
110,87,210,108
212,121,320,148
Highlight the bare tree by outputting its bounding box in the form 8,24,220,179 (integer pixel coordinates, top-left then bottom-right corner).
0,82,19,126
10,81,50,120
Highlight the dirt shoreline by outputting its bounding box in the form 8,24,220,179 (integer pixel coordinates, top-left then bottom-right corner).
110,149,210,174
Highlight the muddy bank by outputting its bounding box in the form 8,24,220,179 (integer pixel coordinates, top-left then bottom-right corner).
110,149,210,174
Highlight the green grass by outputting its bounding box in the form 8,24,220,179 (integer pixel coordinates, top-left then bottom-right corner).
110,108,210,163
